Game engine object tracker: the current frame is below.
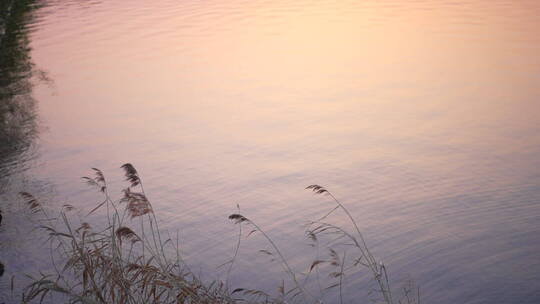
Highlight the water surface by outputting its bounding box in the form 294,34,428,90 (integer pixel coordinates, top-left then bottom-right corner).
1,0,540,303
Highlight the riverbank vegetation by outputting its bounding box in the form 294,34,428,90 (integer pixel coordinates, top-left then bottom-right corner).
1,0,42,150
15,164,419,304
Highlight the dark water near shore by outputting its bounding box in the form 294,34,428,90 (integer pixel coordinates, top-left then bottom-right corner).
1,0,540,303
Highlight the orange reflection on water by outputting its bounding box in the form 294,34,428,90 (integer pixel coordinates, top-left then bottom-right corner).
25,1,540,302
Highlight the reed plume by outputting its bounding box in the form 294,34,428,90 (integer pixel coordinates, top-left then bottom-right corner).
17,166,419,304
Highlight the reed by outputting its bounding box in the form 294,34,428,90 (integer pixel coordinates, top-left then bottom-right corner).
19,165,419,304
20,165,232,304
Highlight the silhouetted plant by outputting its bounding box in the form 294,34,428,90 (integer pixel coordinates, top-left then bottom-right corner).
20,165,233,304
19,165,419,304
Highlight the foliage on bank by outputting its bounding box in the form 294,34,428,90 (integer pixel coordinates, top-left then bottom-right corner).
16,164,419,304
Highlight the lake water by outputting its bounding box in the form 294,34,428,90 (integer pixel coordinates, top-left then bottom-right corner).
1,0,540,303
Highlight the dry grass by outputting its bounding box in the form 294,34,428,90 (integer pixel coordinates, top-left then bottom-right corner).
18,164,420,304
20,165,232,304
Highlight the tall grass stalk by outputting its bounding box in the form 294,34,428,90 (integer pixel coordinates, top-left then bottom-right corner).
20,165,233,304
19,166,419,304
306,185,396,303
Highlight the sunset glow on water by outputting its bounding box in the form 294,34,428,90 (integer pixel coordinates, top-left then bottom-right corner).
1,1,540,303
